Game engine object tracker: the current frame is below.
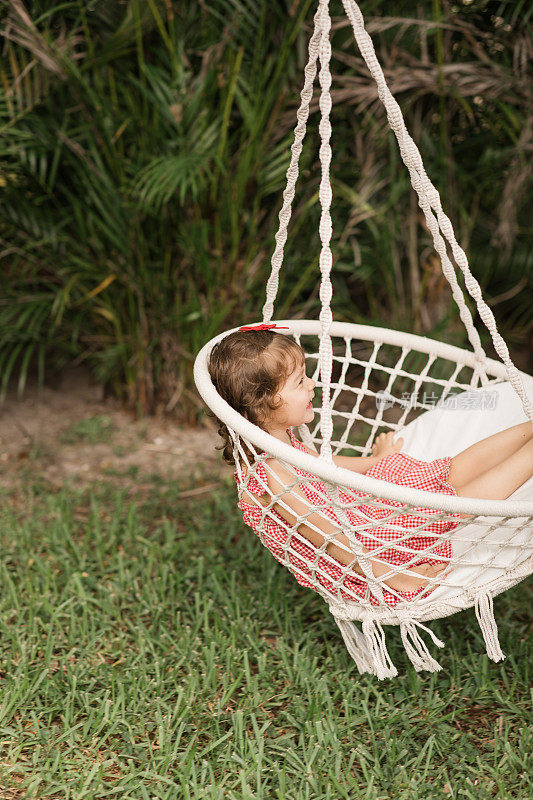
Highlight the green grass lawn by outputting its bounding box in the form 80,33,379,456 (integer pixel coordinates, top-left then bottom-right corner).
0,478,531,799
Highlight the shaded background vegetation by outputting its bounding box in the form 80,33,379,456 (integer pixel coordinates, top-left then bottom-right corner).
0,0,531,418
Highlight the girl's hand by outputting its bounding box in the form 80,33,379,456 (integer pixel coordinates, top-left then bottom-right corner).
372,431,404,459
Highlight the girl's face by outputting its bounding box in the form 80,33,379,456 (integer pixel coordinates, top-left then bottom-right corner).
265,357,316,434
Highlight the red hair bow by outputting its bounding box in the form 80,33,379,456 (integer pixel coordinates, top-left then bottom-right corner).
238,323,289,332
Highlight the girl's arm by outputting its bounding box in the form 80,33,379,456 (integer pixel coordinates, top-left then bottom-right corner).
333,454,380,474
298,431,404,474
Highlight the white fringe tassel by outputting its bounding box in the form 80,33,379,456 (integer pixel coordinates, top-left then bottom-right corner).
474,593,505,663
361,616,398,679
333,618,377,676
333,614,398,678
400,619,445,673
331,592,506,676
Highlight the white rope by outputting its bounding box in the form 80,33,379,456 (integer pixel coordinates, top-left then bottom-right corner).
262,0,487,377
340,0,486,368
341,0,533,422
398,616,445,673
361,613,397,679
263,0,532,422
262,6,323,323
333,617,377,675
316,0,335,462
474,592,505,663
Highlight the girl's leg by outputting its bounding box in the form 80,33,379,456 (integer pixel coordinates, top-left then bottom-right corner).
370,556,448,592
455,437,533,502
448,421,533,489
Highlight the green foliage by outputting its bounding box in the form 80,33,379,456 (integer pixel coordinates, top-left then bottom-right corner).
0,0,531,414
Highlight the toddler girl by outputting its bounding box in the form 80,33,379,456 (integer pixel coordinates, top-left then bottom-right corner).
208,327,533,604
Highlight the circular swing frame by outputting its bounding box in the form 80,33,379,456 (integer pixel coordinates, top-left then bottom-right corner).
194,318,533,628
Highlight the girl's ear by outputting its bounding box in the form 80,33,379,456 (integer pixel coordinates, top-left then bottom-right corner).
271,392,283,410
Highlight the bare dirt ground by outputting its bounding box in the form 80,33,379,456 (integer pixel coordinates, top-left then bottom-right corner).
0,368,227,494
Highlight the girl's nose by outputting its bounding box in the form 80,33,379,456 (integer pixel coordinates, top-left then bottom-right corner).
308,377,316,389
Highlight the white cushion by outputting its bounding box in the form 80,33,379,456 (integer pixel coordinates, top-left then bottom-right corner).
396,378,533,606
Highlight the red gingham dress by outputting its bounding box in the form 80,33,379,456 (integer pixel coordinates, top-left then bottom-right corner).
236,429,461,606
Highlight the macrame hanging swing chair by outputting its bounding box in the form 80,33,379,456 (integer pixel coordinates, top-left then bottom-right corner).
194,0,533,678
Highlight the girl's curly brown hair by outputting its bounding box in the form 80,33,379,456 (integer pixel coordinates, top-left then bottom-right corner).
207,330,305,466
